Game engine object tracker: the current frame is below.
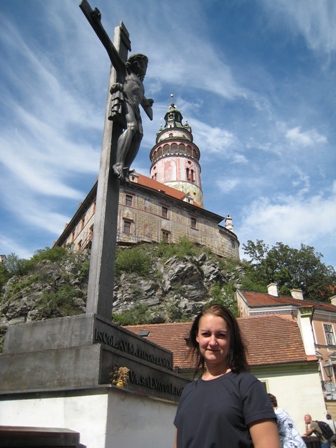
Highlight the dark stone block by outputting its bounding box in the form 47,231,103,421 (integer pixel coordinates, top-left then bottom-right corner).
0,314,189,402
0,426,80,447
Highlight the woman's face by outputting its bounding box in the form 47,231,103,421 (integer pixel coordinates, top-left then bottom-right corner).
196,313,230,370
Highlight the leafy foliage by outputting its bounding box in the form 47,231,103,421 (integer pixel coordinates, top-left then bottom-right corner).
115,246,151,276
37,284,82,318
112,303,152,325
79,259,90,282
154,236,197,260
0,263,11,291
2,247,68,277
208,282,238,316
3,253,28,276
241,240,336,301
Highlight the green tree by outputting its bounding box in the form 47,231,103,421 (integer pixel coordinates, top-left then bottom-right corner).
3,253,28,275
242,240,336,302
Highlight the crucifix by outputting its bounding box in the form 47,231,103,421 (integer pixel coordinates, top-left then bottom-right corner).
79,0,154,319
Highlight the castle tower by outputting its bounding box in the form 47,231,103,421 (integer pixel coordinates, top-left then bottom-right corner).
149,96,204,207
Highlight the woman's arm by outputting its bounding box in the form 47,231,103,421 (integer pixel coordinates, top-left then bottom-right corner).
173,429,178,448
249,419,281,448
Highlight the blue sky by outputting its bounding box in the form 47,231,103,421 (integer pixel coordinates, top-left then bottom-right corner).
1,0,335,268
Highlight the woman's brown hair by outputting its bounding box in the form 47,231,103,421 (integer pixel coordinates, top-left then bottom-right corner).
189,304,250,377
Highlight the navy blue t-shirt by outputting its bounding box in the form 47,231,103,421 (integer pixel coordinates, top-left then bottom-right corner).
174,371,275,448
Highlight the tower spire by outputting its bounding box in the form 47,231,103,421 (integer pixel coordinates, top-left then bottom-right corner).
149,96,204,207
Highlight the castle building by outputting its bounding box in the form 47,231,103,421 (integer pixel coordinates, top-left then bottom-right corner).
55,99,239,259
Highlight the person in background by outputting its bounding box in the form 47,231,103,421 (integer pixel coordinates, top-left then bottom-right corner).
303,414,330,448
326,414,336,447
267,393,306,448
326,414,336,432
173,304,280,448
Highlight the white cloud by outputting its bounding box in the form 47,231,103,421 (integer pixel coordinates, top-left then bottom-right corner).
193,121,241,157
217,178,240,193
259,0,336,55
285,126,327,147
238,184,336,251
290,167,310,196
0,236,33,260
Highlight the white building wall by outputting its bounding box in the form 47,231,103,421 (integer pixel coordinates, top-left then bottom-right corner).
0,387,178,448
255,368,327,434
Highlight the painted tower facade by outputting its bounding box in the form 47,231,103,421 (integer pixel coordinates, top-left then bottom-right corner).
149,98,204,207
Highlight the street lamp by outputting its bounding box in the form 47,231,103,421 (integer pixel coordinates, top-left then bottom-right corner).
324,362,334,380
323,363,335,399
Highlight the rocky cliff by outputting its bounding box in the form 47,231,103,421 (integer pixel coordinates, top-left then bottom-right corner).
0,243,244,351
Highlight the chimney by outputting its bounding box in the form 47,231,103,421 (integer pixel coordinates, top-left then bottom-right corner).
225,215,234,232
267,283,278,297
291,289,304,300
330,295,336,306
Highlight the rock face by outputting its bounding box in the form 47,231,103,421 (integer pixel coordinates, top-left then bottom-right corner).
0,246,243,351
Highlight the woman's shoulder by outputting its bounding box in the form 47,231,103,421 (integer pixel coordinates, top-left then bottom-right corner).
227,371,267,396
229,370,259,384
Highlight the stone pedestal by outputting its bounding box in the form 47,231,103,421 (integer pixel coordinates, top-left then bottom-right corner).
0,314,189,447
0,386,178,448
0,314,188,401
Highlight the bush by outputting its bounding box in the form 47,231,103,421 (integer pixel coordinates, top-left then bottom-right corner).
155,237,196,260
3,253,28,276
115,247,151,276
112,303,151,325
208,281,239,316
37,284,81,318
24,247,68,272
0,263,10,291
79,259,90,282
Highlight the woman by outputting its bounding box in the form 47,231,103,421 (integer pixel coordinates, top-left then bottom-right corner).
268,393,306,448
173,304,280,448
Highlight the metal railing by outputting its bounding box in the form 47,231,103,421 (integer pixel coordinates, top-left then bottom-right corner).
302,436,320,448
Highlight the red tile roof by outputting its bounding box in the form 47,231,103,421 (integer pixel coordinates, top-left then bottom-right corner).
136,174,202,208
125,314,311,371
240,290,336,313
239,315,308,366
125,322,192,370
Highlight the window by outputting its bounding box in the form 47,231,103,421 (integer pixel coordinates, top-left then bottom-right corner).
324,324,336,345
162,230,170,243
123,220,131,234
125,194,133,207
162,206,168,219
190,217,197,229
81,216,85,230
